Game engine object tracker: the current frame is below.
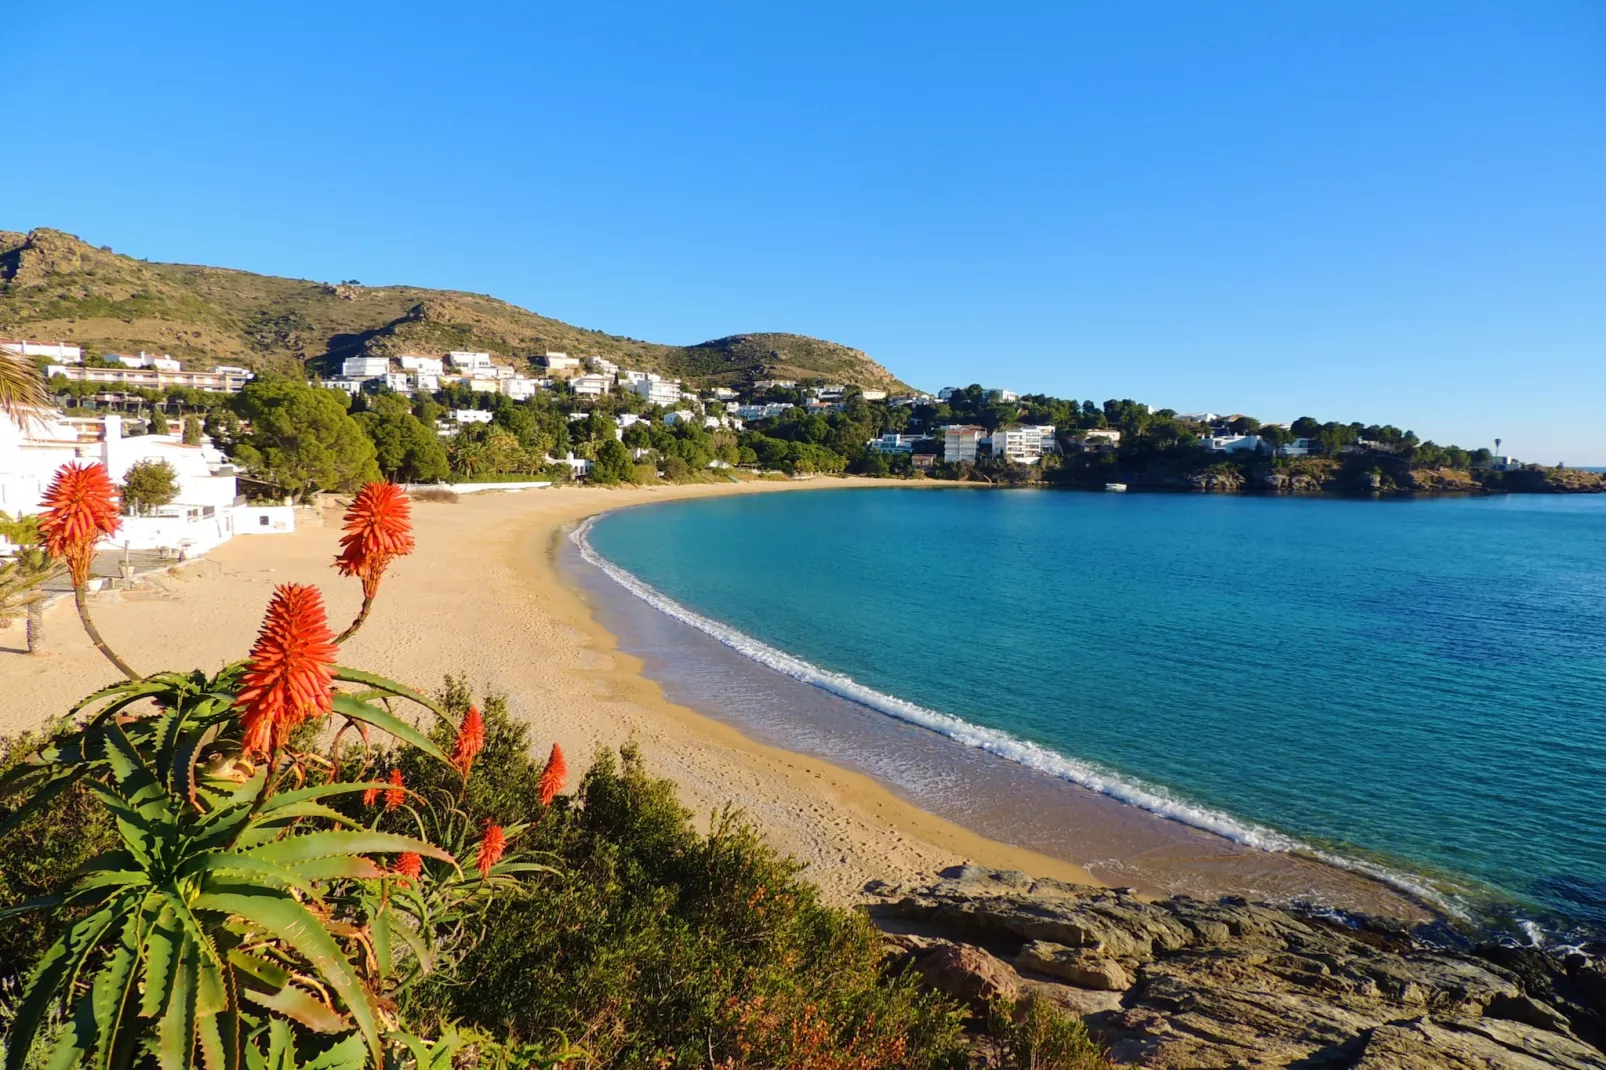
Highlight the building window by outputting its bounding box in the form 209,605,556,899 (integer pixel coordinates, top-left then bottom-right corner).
259,515,270,526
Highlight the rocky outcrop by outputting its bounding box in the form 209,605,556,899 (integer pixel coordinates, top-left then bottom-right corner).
869,866,1606,1068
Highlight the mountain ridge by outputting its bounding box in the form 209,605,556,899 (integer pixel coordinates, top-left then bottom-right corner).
0,228,912,390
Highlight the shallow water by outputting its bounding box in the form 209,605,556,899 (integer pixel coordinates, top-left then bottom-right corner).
574,488,1606,938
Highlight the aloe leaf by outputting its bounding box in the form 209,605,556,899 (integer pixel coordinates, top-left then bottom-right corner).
288,856,386,882
246,830,453,867
155,941,198,1070
183,853,323,899
240,984,351,1035
257,780,391,813
5,897,132,1070
330,667,447,717
227,950,291,992
300,1034,366,1070
329,694,449,765
192,891,383,1068
140,904,182,1018
89,923,142,1070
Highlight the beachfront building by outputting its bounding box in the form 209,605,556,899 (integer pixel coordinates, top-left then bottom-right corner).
1069,428,1122,453
2,339,82,363
1278,437,1317,458
570,374,613,397
867,433,928,454
991,426,1045,464
46,363,254,393
634,379,682,406
943,425,986,463
0,411,255,555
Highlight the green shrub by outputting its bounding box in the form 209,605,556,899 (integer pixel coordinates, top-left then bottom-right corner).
987,993,1110,1070
0,722,117,982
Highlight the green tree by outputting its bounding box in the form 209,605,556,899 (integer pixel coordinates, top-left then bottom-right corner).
230,378,381,500
181,414,203,445
119,458,181,514
591,437,634,483
355,394,451,483
148,407,169,435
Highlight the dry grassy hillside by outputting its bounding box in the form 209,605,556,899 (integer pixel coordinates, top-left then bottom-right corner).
0,228,911,390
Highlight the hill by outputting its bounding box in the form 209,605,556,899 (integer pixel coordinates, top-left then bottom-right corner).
0,228,911,390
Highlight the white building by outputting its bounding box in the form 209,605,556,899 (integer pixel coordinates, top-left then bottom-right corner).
47,365,254,393
342,356,391,378
991,426,1044,464
938,387,962,401
397,354,444,376
735,403,792,421
2,339,82,363
0,411,253,556
448,351,495,370
708,387,739,400
943,425,986,463
452,409,493,425
587,356,618,376
860,389,888,401
319,379,361,396
1278,437,1317,458
1070,428,1121,452
375,372,411,392
410,371,441,393
987,388,1019,403
502,377,540,400
662,410,696,426
542,352,581,372
633,379,681,406
867,433,928,454
465,378,500,393
1202,433,1265,454
1177,412,1221,425
754,379,796,390
620,369,650,385
571,374,613,397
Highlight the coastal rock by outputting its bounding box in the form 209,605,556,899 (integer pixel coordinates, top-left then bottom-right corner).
869,868,1606,1068
1016,941,1132,990
911,944,1019,1012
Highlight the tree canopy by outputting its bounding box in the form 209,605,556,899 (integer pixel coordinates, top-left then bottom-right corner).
229,378,380,500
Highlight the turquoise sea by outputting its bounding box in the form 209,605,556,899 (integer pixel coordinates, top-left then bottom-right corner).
579,488,1606,940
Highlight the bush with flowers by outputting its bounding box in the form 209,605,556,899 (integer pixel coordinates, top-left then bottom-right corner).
0,470,569,1070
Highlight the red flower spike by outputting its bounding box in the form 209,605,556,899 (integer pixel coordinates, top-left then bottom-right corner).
385,768,405,811
334,482,414,600
38,462,122,587
362,785,379,808
538,743,567,806
234,584,338,756
477,822,506,876
452,706,485,777
394,852,423,884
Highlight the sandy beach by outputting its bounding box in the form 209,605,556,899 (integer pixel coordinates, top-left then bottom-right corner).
0,477,1100,902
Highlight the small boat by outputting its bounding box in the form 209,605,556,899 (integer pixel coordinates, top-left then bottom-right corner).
1104,482,1128,492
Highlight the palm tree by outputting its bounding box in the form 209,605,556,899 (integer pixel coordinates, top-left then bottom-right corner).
0,547,62,654
0,345,51,416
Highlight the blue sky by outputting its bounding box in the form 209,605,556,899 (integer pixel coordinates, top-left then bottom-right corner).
3,1,1603,462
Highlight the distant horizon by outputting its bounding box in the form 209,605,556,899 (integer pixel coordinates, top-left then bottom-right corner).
4,1,1602,464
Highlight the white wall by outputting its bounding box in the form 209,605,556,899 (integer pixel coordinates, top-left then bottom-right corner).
234,505,296,535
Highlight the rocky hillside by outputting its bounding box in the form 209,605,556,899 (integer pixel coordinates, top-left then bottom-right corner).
876,866,1606,1068
0,228,910,390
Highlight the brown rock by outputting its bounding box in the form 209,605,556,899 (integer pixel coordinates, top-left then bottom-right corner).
912,944,1019,1012
1017,941,1133,991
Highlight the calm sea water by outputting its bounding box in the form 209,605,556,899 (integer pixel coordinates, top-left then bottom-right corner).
583,488,1606,937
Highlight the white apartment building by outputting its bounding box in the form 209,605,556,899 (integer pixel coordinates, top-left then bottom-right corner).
465,379,500,393
319,379,361,396
452,409,494,424
342,356,391,378
991,426,1045,464
48,364,254,393
376,372,411,392
988,388,1019,403
753,379,796,390
662,410,696,426
587,356,618,376
448,351,495,370
734,403,792,421
2,339,82,363
397,354,444,376
633,379,681,406
570,374,613,397
620,369,650,385
542,352,581,372
1030,425,1059,452
708,387,738,400
860,390,888,401
411,371,441,393
1070,428,1121,452
943,425,986,463
1278,438,1317,457
502,377,540,400
867,433,928,454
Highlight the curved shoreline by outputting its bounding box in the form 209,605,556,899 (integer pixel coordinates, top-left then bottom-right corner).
0,476,1430,918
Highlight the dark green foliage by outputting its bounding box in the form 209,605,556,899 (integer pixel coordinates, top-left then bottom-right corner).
0,723,117,983
353,393,450,483
118,458,180,514
986,994,1110,1070
229,377,381,499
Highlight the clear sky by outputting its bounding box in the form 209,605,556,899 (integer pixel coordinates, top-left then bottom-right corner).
4,1,1603,462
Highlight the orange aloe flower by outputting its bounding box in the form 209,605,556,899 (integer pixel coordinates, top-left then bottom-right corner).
334,482,415,600
38,462,122,587
393,851,423,884
385,768,405,811
451,706,485,777
362,784,380,807
477,822,506,876
537,743,567,806
234,584,339,756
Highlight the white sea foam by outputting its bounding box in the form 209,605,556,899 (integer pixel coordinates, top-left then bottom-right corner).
571,514,1461,916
